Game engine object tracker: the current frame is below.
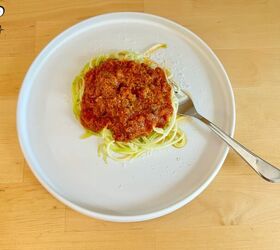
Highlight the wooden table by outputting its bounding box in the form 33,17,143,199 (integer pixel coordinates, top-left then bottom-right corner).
1,1,280,249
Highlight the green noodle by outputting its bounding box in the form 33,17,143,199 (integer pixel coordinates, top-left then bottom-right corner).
72,45,186,162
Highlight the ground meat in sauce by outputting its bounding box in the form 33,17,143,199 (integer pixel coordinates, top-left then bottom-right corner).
80,58,173,142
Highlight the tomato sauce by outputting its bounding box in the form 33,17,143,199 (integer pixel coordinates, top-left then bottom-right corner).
80,59,173,142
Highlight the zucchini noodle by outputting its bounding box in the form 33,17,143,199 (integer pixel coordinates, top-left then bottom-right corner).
72,44,186,162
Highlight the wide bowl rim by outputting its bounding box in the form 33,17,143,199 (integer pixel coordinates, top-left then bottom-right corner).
17,12,236,222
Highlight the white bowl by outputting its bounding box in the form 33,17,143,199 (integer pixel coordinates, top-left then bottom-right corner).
17,12,235,222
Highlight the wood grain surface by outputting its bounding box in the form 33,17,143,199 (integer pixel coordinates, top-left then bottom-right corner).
1,1,280,249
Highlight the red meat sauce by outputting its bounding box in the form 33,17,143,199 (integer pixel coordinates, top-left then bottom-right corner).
80,58,173,142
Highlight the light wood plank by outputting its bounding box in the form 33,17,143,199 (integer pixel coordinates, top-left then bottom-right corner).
0,231,156,250
155,225,280,250
0,182,65,235
0,97,23,183
144,0,280,49
215,49,280,88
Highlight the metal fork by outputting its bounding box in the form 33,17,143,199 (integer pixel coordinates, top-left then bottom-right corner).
175,85,280,183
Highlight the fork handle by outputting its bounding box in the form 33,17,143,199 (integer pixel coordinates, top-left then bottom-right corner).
195,114,280,183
